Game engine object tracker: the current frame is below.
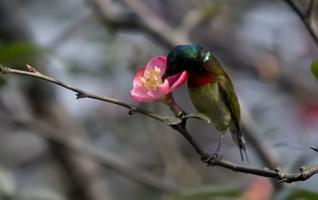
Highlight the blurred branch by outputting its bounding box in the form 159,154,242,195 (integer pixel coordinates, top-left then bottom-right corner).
7,116,181,194
48,14,95,49
285,0,318,44
177,9,208,34
1,64,318,183
177,2,219,34
239,107,283,190
87,0,189,48
310,146,318,153
240,105,279,171
0,1,113,199
119,0,190,44
306,0,314,18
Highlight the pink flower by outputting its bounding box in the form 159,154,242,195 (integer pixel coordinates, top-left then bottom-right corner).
241,178,273,200
131,56,188,103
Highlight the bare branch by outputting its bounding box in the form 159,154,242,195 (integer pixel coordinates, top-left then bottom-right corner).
285,0,318,44
48,14,95,49
211,160,318,183
1,64,318,183
305,0,314,18
310,146,318,152
0,64,166,123
172,124,318,183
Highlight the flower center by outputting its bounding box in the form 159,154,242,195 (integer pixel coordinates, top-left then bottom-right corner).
140,66,163,90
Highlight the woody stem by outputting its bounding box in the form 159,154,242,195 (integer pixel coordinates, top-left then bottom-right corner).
162,93,185,118
162,94,208,159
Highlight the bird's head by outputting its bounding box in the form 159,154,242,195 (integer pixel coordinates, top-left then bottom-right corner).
162,44,210,80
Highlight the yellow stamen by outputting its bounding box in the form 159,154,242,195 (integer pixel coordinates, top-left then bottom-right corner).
141,66,163,90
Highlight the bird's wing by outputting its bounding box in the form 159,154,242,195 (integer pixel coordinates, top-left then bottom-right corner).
217,71,241,133
218,71,249,161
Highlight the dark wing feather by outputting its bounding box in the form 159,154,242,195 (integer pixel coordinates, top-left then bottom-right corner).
217,69,248,161
217,72,241,132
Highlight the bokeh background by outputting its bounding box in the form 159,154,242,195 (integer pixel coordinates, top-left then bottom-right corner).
0,0,317,199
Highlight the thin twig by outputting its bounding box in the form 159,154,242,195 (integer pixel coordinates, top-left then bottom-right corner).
285,0,318,44
310,146,318,153
305,0,314,18
0,64,166,123
1,64,318,183
48,14,95,48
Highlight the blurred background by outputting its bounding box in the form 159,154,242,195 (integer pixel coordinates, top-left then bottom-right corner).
0,0,317,199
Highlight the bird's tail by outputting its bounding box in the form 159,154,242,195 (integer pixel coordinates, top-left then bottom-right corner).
231,131,249,162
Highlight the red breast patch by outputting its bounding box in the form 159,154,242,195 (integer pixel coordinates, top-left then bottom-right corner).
188,72,215,88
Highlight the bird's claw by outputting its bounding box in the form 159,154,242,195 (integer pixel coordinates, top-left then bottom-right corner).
166,111,211,127
176,110,187,119
182,113,211,124
163,110,188,126
163,116,182,126
167,110,187,127
203,151,223,165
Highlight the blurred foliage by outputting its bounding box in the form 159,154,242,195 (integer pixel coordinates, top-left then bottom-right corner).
311,60,318,79
0,167,15,200
17,188,66,200
164,185,241,200
278,188,318,200
0,41,43,88
0,42,43,66
0,75,6,88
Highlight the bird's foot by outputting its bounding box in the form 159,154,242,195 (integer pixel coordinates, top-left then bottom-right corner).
169,112,211,128
182,113,211,124
163,116,183,126
203,135,224,165
163,111,187,127
202,151,223,165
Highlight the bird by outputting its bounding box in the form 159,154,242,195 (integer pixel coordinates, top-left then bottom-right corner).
162,44,248,161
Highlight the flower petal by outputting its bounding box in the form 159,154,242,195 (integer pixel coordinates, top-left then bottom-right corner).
130,55,188,103
147,79,170,97
145,56,166,75
169,70,188,90
131,87,153,102
133,67,146,88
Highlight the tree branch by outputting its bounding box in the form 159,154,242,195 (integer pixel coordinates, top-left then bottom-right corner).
1,64,166,123
285,0,318,44
1,64,318,183
94,0,281,175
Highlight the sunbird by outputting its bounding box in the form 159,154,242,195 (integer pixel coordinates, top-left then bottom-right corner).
162,44,248,161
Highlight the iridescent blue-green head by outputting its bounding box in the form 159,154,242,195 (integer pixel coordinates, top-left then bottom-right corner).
162,44,211,80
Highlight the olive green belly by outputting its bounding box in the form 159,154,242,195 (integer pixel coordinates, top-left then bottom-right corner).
188,83,231,132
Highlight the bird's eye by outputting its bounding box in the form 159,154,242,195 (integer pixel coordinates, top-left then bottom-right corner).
202,51,211,63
